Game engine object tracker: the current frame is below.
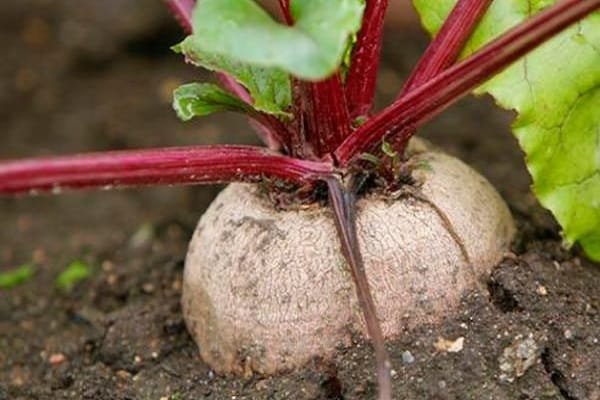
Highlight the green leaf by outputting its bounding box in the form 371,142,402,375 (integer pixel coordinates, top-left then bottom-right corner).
413,1,600,260
0,264,34,289
56,260,92,291
173,83,253,121
177,0,364,82
175,0,364,115
174,42,291,116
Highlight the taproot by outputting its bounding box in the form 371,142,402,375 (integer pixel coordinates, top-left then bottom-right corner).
182,139,515,374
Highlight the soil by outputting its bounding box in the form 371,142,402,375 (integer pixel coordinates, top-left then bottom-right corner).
1,1,598,399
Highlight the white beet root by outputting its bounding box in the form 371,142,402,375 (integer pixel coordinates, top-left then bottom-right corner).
182,140,515,375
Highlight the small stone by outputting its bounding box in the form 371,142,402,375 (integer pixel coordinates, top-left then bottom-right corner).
116,370,131,380
552,261,561,270
434,337,464,353
101,260,114,272
172,278,182,292
401,350,415,364
129,223,154,248
142,282,155,294
10,367,25,386
106,274,118,285
32,249,46,264
536,285,548,296
564,329,574,340
585,303,595,315
49,353,66,365
498,336,540,382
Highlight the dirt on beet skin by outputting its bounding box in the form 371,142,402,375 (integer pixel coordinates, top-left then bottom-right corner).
0,1,598,399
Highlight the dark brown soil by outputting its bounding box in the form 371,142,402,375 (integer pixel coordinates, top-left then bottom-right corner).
1,2,598,399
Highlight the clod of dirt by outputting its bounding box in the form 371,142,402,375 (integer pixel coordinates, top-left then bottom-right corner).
182,140,515,375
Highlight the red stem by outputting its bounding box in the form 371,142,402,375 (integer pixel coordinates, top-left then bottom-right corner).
0,146,333,195
399,0,492,96
163,0,195,33
302,74,352,157
249,112,293,153
289,79,310,158
345,0,389,118
278,0,293,24
384,0,492,155
216,73,252,103
334,0,599,166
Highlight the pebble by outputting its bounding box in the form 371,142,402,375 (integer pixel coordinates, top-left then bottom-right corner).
142,282,155,294
106,274,118,285
101,260,114,272
402,350,415,364
434,337,464,353
49,353,66,365
536,285,548,296
10,367,26,386
116,370,131,380
129,223,154,248
564,329,574,340
498,335,540,382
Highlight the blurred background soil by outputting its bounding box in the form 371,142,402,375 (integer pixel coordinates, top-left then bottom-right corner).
0,1,598,399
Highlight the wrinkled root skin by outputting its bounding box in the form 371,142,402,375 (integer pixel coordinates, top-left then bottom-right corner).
182,140,515,375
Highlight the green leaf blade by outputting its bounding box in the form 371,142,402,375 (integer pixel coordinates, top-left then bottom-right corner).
187,0,364,80
414,1,600,260
0,265,34,289
56,260,92,292
173,83,253,121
